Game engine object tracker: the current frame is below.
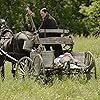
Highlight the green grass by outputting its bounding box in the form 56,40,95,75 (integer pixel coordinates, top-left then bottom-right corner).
0,36,100,100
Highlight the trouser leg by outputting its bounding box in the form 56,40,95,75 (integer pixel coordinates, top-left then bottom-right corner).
52,44,63,58
45,44,51,51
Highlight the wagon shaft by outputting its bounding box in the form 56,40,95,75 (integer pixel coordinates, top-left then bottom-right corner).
0,48,18,63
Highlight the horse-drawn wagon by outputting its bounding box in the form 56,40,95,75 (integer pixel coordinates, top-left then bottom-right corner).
0,19,96,83
16,29,97,83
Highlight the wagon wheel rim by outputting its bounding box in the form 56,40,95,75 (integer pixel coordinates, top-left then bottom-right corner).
33,54,44,76
32,54,47,83
16,56,33,79
84,51,96,79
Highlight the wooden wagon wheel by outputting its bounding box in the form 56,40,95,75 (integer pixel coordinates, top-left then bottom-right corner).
84,51,96,79
32,54,47,83
16,56,33,79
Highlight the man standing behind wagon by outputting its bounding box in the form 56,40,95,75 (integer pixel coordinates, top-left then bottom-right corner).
39,8,62,57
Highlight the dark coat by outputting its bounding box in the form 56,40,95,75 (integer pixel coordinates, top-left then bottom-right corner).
39,15,61,37
40,15,58,29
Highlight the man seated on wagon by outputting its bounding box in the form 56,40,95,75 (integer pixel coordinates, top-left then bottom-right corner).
39,8,63,57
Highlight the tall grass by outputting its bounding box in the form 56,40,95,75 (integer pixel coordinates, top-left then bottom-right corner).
73,36,100,58
0,36,100,100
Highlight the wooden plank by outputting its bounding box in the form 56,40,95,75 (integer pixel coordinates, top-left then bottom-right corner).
39,29,69,34
35,37,74,44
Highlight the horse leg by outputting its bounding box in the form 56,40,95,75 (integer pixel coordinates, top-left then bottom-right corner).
11,63,16,78
0,64,5,81
0,57,5,81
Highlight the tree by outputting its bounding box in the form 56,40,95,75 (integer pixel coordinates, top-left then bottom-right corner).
79,0,100,36
1,0,99,36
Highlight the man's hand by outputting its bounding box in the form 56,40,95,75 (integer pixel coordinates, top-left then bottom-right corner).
26,7,33,16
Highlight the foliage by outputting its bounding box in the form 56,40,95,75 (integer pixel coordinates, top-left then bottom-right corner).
79,0,100,36
0,0,100,36
0,36,100,100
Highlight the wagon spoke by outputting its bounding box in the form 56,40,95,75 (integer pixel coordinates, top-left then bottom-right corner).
16,56,33,79
84,51,96,80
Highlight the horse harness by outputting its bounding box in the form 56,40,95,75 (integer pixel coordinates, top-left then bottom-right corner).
0,29,13,49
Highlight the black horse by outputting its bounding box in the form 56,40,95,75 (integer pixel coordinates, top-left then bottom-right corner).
0,19,34,80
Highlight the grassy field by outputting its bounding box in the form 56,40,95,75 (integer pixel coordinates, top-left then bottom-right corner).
0,36,100,100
